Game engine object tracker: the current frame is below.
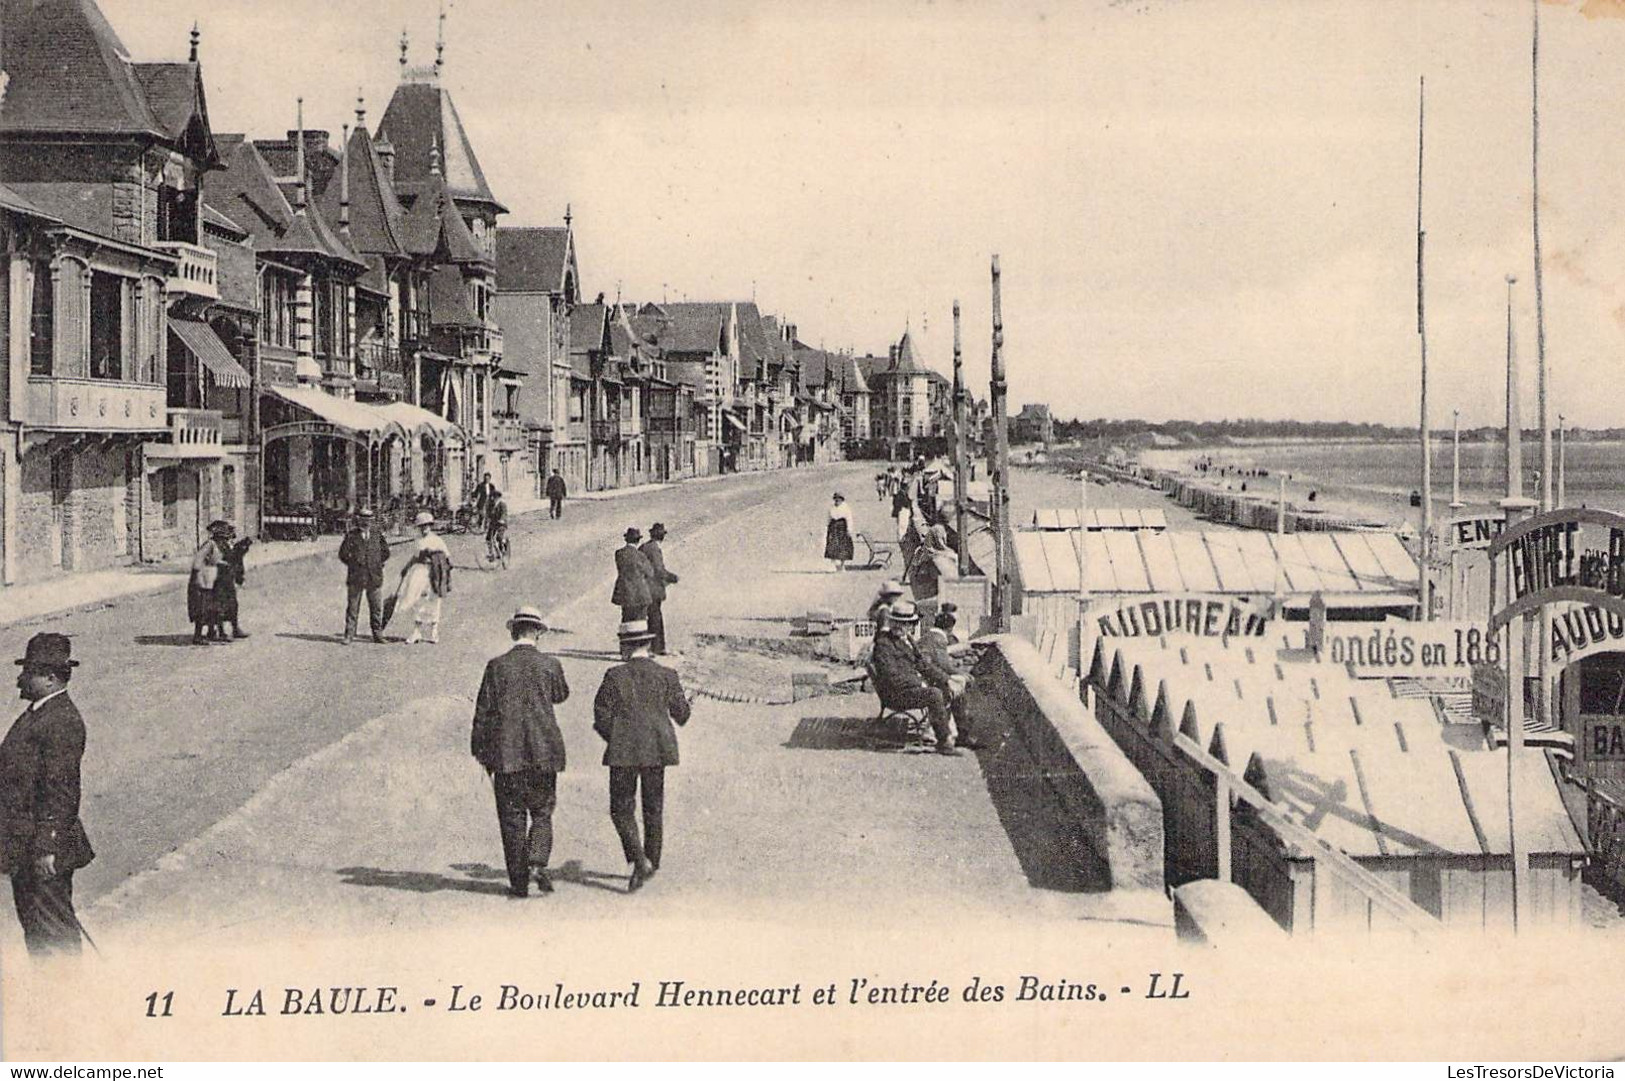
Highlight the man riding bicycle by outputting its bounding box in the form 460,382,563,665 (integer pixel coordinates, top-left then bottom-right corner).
485,488,510,566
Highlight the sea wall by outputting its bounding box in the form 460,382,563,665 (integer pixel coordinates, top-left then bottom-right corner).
970,635,1165,893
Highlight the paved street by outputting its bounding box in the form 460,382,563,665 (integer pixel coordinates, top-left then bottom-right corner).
0,464,1166,958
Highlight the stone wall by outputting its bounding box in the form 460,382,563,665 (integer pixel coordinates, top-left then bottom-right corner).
969,635,1165,893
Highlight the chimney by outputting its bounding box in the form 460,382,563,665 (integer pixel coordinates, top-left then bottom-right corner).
429,136,442,178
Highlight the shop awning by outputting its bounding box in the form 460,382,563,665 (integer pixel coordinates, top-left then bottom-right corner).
265,384,408,442
371,400,467,446
170,316,251,388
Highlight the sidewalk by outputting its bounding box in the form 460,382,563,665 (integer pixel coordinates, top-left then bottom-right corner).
0,466,808,629
77,458,1166,953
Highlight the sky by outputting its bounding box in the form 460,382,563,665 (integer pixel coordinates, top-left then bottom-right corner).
100,0,1625,428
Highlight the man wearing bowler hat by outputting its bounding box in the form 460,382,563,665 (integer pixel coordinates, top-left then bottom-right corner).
639,523,680,655
339,507,391,644
593,620,691,892
471,607,570,898
611,527,655,624
3,634,95,955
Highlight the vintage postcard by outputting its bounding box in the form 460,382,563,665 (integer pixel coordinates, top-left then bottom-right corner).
2,0,1624,1063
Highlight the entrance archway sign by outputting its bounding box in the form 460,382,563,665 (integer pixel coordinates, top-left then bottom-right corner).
1488,507,1625,634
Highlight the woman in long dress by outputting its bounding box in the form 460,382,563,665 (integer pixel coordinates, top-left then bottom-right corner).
824,492,855,572
187,521,232,645
395,511,452,644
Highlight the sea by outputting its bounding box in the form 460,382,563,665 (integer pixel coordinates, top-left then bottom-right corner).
1141,439,1625,525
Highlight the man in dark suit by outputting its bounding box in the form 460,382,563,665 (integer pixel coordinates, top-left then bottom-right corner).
593,621,691,892
3,633,95,956
471,607,571,898
339,507,391,644
870,600,959,756
639,523,680,655
545,470,568,520
611,527,655,623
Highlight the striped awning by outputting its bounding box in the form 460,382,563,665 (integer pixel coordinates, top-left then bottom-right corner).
169,317,251,388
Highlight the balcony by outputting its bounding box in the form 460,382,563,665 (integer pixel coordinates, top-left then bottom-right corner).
356,340,406,396
24,376,167,432
592,419,622,445
491,412,526,453
400,309,431,344
144,408,226,464
155,241,219,301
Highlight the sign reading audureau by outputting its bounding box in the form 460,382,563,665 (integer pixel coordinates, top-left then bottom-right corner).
1311,620,1489,679
1084,594,1276,642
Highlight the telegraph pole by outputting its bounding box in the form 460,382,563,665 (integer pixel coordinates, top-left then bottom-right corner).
990,256,1012,632
1417,75,1435,620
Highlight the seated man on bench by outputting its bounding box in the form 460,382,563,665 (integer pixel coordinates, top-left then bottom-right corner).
918,605,984,751
869,600,959,757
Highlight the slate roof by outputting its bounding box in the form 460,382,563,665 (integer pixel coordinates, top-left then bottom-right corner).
209,135,363,268
315,126,408,260
0,0,218,164
0,182,58,221
570,303,609,356
495,227,573,293
734,302,770,381
377,80,506,212
428,263,481,328
398,175,488,265
641,302,728,356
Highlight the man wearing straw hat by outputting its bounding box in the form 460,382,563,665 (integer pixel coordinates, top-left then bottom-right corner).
2,633,95,955
471,607,570,898
870,600,959,755
593,620,691,892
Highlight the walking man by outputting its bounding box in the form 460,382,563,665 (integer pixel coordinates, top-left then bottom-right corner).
593,620,691,892
471,607,570,898
339,507,390,644
640,523,680,655
611,527,655,623
3,634,95,956
545,469,568,520
471,472,494,528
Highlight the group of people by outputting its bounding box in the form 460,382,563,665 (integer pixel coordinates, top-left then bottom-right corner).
611,524,680,655
187,521,253,645
864,581,982,755
470,607,692,898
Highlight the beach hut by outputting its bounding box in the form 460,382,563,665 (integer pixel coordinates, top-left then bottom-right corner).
1087,635,1587,933
1011,528,1421,628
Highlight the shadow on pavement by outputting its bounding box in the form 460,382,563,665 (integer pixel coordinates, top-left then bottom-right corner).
549,647,621,662
550,859,631,894
334,865,511,896
783,715,905,753
965,693,1111,895
134,634,217,647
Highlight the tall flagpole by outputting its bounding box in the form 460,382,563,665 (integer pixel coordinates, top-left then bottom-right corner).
953,301,970,577
990,256,1011,632
1533,0,1552,515
1417,75,1434,620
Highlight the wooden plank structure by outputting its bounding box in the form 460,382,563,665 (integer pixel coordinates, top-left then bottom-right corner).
1012,528,1422,626
1031,507,1169,532
1084,633,1588,933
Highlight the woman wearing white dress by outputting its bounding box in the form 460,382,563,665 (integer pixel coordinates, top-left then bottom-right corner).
824,492,855,572
395,511,452,644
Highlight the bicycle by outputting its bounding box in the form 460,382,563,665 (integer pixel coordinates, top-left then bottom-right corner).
485,523,510,570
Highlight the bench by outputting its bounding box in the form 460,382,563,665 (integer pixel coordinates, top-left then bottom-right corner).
865,661,932,750
852,532,895,570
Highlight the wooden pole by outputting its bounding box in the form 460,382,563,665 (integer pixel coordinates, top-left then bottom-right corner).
990,255,1011,632
1449,408,1462,620
1533,0,1553,516
953,301,970,576
1506,276,1522,500
1558,414,1566,508
1417,75,1434,621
